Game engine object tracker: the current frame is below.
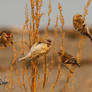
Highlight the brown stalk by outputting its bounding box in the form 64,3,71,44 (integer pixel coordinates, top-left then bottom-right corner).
58,3,64,52
31,61,37,92
83,0,91,17
62,71,73,92
9,43,17,92
35,0,43,42
50,3,64,92
30,0,36,43
42,54,47,92
25,65,32,92
45,0,52,38
21,63,28,92
24,0,29,30
50,16,58,70
76,35,85,63
76,0,91,63
51,63,62,92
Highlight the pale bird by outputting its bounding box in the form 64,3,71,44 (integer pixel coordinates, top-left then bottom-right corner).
58,50,80,72
0,31,13,47
73,14,92,42
18,39,51,62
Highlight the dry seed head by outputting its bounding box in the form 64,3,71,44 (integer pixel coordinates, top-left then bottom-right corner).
0,31,13,47
73,14,85,30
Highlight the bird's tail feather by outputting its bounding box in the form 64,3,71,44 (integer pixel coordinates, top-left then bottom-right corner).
18,57,26,62
18,55,32,62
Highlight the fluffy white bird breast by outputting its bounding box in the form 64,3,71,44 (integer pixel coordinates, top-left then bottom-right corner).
30,42,51,58
23,42,51,60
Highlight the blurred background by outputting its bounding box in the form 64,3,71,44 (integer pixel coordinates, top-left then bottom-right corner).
0,0,92,92
0,0,92,28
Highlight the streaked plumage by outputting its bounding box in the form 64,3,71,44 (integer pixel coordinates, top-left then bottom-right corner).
73,14,92,42
0,79,8,85
58,50,80,72
0,31,13,47
18,39,51,62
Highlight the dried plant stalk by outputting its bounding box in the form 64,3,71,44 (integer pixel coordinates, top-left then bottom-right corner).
16,69,23,91
62,71,73,92
42,55,47,92
35,0,43,42
45,0,52,38
29,18,32,47
50,16,58,70
58,2,64,52
76,35,85,63
51,64,62,92
54,16,58,56
24,1,29,30
70,76,75,92
9,43,17,92
30,0,36,43
58,3,65,75
50,3,64,92
83,0,91,17
31,62,37,92
21,63,28,92
9,65,13,92
25,65,32,92
76,0,91,63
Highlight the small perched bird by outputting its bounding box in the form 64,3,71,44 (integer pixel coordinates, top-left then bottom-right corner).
0,31,13,47
18,39,51,62
73,14,92,42
58,50,80,72
0,78,8,85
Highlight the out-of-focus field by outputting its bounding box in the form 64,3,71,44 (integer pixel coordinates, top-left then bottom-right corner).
0,28,92,92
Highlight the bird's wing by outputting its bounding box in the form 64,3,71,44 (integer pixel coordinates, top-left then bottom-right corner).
62,52,73,63
31,43,47,54
29,43,48,59
18,44,38,61
18,43,48,62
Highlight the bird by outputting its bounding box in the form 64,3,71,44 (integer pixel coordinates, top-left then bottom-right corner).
73,14,92,42
18,39,51,62
0,31,13,47
0,78,8,85
58,50,80,72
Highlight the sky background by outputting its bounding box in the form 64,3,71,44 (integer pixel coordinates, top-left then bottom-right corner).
0,0,92,29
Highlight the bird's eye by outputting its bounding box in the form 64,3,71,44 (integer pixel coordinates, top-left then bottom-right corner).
82,20,85,24
78,14,82,18
47,39,51,43
83,24,86,27
58,52,61,55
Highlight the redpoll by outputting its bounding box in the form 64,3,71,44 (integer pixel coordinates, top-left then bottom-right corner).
0,31,13,47
18,39,51,62
73,14,92,42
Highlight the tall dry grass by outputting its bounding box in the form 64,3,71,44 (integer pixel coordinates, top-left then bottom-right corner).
76,0,91,64
1,0,91,92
